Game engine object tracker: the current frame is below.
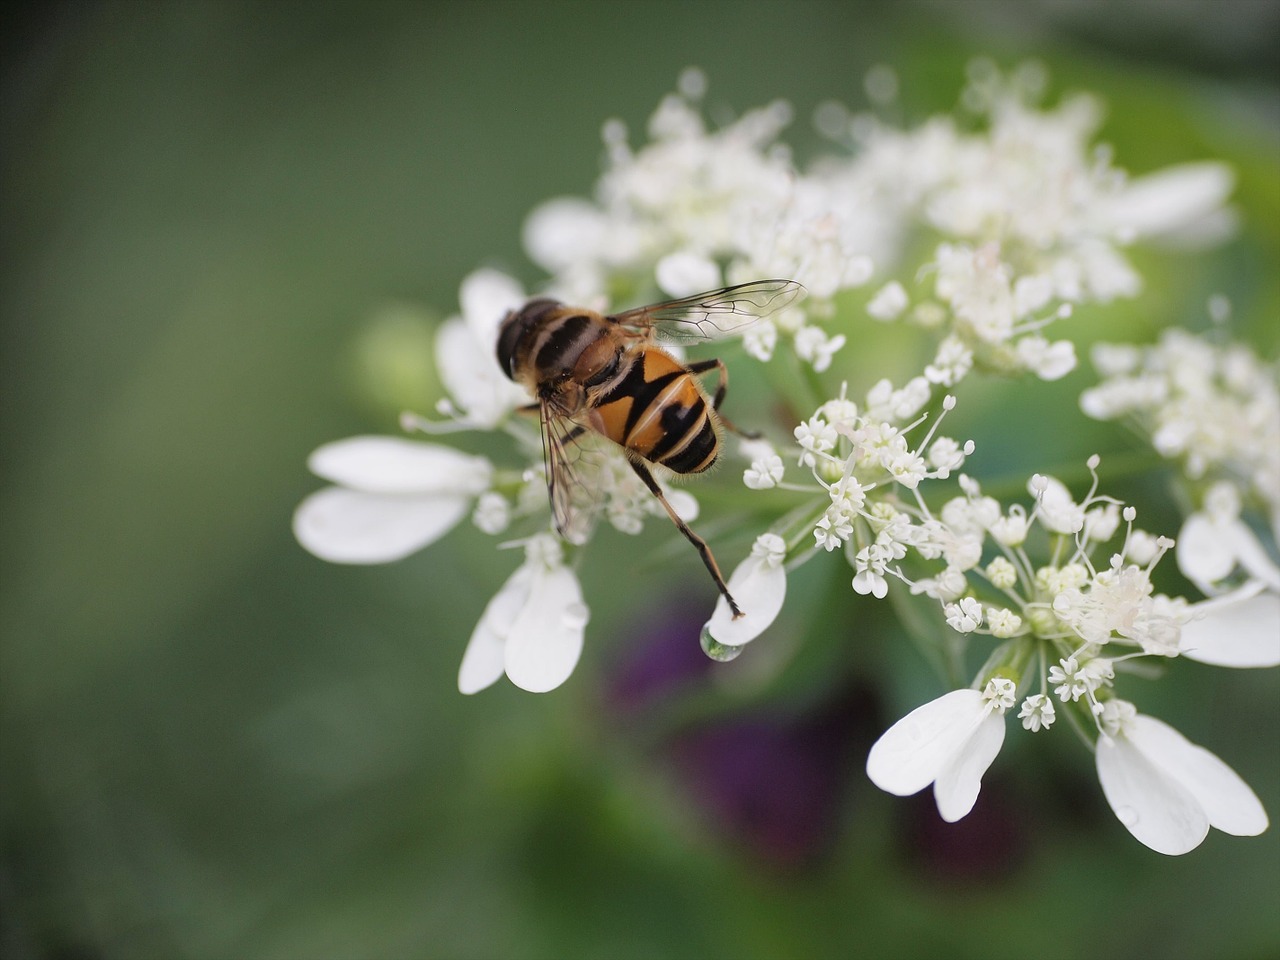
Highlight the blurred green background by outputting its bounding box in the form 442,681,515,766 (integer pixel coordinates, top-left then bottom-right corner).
3,2,1278,958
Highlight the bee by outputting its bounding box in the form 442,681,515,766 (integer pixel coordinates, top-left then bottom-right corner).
496,278,804,619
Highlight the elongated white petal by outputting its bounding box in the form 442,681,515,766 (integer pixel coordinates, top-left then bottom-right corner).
1095,733,1209,855
308,436,491,495
1106,162,1234,240
933,710,1006,822
293,488,469,563
702,553,786,647
458,567,533,695
504,566,588,693
1181,591,1280,668
866,690,986,798
1127,715,1268,837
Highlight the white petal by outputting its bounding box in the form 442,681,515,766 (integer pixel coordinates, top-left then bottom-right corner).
866,690,986,798
293,488,469,563
459,267,525,338
702,554,787,647
503,566,588,693
1095,733,1209,855
308,436,491,495
933,710,1006,822
1107,163,1234,239
435,318,530,427
458,567,533,695
1181,591,1280,668
1176,513,1237,586
1128,715,1269,837
1225,521,1280,592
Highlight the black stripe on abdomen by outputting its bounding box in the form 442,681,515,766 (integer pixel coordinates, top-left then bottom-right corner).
649,395,707,461
658,417,718,474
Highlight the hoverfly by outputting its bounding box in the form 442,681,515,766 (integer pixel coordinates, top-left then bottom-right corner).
496,279,804,619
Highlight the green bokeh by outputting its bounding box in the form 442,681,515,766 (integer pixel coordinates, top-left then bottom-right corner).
3,3,1278,959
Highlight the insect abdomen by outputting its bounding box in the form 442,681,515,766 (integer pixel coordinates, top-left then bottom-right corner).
593,349,719,475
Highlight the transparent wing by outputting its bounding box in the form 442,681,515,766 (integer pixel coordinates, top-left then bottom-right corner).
608,279,804,345
539,403,604,546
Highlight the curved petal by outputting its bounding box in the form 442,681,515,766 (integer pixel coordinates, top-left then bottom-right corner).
1176,513,1237,587
308,436,491,495
933,710,1006,822
1181,591,1280,668
293,488,468,564
1127,715,1268,837
1095,733,1209,855
702,556,787,647
504,567,588,693
1225,520,1280,592
458,567,533,695
866,690,985,798
459,268,525,338
435,318,529,428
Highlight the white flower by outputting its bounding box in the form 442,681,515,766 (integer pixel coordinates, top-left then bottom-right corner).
988,607,1023,638
1014,335,1076,380
294,437,492,563
852,544,890,599
458,534,590,694
944,596,984,634
1095,706,1268,855
743,454,785,490
703,533,788,647
794,325,847,372
866,687,1008,822
867,280,908,321
985,556,1018,589
742,319,778,361
924,335,974,387
471,491,511,535
794,416,838,466
522,197,610,273
1049,655,1113,702
814,509,852,552
1018,694,1055,732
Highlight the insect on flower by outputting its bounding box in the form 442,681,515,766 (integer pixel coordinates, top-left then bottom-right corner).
496,279,804,618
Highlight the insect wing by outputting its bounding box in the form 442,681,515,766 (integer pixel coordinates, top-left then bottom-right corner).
610,279,804,345
538,403,602,546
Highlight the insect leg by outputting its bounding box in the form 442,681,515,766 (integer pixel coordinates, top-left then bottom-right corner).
625,456,744,619
685,358,761,439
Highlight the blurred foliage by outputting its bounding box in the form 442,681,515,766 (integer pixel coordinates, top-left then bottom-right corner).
2,2,1278,959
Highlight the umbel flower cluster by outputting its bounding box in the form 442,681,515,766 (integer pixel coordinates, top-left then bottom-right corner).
294,65,1278,854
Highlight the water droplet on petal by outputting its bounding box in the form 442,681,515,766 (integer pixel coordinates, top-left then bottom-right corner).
563,602,590,629
1114,805,1139,827
700,625,743,662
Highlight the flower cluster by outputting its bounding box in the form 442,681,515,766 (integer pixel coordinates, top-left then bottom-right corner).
861,457,1274,853
292,65,1275,854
